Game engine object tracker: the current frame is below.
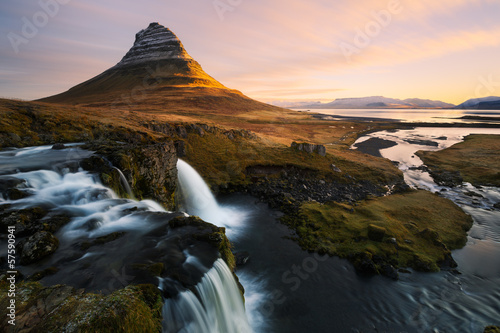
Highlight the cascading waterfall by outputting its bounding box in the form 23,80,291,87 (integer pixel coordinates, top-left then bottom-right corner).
176,159,248,238
112,166,134,198
176,159,256,332
162,259,252,333
0,146,252,333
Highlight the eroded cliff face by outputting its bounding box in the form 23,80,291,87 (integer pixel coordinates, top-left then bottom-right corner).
0,103,240,333
81,140,178,210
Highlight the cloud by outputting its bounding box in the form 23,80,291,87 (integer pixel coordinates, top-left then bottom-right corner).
1,0,499,101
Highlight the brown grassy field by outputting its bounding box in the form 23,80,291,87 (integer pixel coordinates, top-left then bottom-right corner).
417,134,500,186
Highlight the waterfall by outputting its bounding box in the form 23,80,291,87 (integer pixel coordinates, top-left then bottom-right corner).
112,167,134,199
176,159,248,238
0,145,253,333
162,259,252,333
176,159,220,220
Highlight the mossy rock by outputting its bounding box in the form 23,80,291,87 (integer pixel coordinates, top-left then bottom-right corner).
367,224,386,242
485,326,500,333
0,281,163,332
290,190,473,275
18,231,59,265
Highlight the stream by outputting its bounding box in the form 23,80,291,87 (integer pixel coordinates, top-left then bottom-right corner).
1,126,499,332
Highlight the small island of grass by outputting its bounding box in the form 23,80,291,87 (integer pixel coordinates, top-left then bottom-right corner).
417,134,500,187
283,190,473,277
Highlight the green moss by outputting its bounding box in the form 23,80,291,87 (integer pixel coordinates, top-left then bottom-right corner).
0,281,163,332
485,326,500,333
284,190,473,273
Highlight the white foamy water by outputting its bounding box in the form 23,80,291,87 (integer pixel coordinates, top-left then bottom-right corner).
162,259,252,333
177,159,249,239
0,145,253,333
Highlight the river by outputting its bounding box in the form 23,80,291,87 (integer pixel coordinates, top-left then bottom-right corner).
217,126,500,332
1,124,499,332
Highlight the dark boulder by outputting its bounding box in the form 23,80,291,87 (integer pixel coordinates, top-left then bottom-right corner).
367,224,386,242
175,126,188,138
18,231,59,265
234,251,250,266
51,143,66,150
174,140,186,157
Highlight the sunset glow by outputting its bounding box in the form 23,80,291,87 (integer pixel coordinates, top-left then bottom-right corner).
1,0,499,104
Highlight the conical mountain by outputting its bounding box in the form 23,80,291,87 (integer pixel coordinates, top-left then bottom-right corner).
39,23,279,113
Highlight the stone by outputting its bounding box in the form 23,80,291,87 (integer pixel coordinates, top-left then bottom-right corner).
367,224,386,242
387,237,397,245
174,140,186,157
291,142,327,156
234,251,250,266
176,126,188,138
484,326,500,333
380,264,399,280
51,143,66,150
331,164,342,173
18,231,59,265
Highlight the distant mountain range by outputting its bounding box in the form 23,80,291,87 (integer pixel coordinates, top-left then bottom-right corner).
276,96,500,110
277,96,456,109
454,96,500,110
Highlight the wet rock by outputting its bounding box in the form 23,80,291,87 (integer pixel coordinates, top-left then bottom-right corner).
439,253,458,269
410,255,434,272
83,140,178,209
0,207,48,237
234,251,250,266
6,188,32,200
427,168,463,187
18,231,59,265
41,213,72,233
0,176,29,199
494,202,500,210
80,232,126,250
380,264,399,280
51,143,66,150
27,267,59,281
353,252,378,275
464,191,483,198
484,325,500,333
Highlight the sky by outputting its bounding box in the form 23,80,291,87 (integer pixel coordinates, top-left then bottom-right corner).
1,0,500,105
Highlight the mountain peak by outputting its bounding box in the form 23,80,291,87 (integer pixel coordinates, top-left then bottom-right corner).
115,22,192,68
38,22,282,113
